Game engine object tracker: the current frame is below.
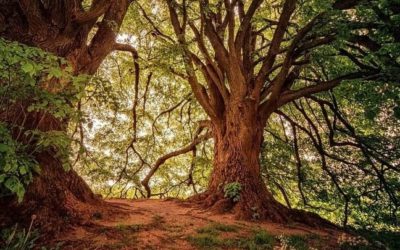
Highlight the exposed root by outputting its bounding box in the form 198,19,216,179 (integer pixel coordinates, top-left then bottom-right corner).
0,153,110,236
189,191,336,229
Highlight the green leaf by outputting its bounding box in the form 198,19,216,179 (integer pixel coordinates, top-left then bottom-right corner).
0,143,9,152
4,176,25,202
21,62,35,75
19,165,27,175
62,162,71,171
32,164,41,174
0,174,6,183
48,67,63,78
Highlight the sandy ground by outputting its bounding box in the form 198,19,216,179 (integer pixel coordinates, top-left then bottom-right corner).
46,199,347,250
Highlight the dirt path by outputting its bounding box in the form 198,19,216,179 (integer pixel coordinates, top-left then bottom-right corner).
47,199,350,249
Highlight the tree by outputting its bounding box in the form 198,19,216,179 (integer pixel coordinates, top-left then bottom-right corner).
1,0,399,232
139,0,392,222
0,0,138,232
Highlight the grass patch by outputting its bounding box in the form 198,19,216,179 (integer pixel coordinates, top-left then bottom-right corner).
1,224,39,250
188,227,276,250
196,222,239,235
236,229,275,250
280,235,309,250
188,234,222,249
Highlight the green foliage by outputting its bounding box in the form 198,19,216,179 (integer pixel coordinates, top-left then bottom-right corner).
188,226,276,250
0,38,85,201
0,123,39,201
249,230,275,249
354,229,400,250
224,182,242,202
8,0,394,234
187,233,222,250
189,223,234,248
279,235,309,250
263,74,400,229
232,229,276,250
76,46,211,199
0,224,39,250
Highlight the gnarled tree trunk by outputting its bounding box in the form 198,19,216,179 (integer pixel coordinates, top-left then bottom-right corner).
0,0,132,234
195,99,330,226
0,107,101,234
196,100,287,220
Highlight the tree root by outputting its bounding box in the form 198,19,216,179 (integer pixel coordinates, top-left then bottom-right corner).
188,191,336,229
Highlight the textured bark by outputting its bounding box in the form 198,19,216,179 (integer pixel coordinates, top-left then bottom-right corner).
195,100,281,219
0,0,131,233
193,99,332,227
0,105,102,234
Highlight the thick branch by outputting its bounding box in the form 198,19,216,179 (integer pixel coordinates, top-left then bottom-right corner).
141,129,212,197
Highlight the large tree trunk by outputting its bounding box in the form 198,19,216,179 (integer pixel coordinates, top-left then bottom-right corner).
194,100,331,226
0,0,131,232
0,0,131,233
0,107,100,234
0,154,101,233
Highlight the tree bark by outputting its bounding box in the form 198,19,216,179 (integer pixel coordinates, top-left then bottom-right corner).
194,99,332,226
0,0,131,234
196,100,284,220
0,106,101,234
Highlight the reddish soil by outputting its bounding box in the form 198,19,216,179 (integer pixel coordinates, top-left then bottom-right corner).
41,199,350,249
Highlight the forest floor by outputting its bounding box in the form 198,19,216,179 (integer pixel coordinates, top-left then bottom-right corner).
42,199,366,250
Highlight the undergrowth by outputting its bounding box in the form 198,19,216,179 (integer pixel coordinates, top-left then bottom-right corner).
0,224,39,250
188,225,277,250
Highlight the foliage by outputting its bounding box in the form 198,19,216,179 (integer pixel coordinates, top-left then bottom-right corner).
64,0,400,232
223,182,242,202
247,230,276,250
68,0,400,231
0,123,39,201
188,227,276,250
278,235,309,250
0,38,85,201
1,0,398,233
187,233,222,250
352,229,400,250
74,44,211,199
0,223,39,250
